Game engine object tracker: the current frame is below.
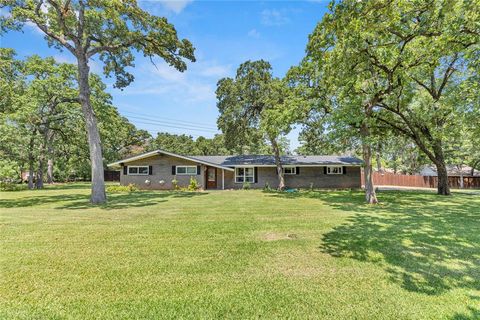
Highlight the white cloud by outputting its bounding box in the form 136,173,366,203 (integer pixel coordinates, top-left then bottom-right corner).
160,0,193,13
261,9,290,26
140,0,193,14
247,29,261,39
200,66,229,78
196,61,231,80
118,59,231,105
53,54,76,64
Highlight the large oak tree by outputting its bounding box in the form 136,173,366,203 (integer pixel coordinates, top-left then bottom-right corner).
1,0,195,203
302,0,479,197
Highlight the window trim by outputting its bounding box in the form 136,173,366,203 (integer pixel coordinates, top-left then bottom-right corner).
283,166,296,175
235,167,255,183
175,165,197,175
127,165,149,176
326,166,343,175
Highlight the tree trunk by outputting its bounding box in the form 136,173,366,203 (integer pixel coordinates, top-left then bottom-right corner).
376,152,382,172
28,161,34,190
432,141,450,195
46,129,54,184
360,121,378,204
376,143,382,173
36,132,45,189
47,159,54,184
392,153,398,174
470,160,479,176
270,137,285,190
457,165,464,189
77,55,106,204
363,142,378,204
27,135,35,190
36,157,44,189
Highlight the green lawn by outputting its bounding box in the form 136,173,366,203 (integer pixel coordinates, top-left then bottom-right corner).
1,184,479,319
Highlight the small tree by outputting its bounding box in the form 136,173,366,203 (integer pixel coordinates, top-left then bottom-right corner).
1,0,195,203
216,60,295,190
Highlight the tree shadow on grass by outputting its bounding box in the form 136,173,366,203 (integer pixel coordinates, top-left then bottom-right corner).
264,190,480,296
0,191,208,210
452,296,480,320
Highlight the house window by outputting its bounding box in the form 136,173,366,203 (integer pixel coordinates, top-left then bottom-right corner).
128,166,149,175
176,166,197,175
327,166,343,175
283,166,296,175
235,167,255,183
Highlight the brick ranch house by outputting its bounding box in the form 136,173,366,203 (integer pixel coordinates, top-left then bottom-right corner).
107,149,363,190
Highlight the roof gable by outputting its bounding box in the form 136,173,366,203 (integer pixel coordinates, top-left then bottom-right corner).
107,149,235,171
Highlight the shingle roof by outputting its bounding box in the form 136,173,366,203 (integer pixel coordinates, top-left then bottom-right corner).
108,149,363,169
191,155,363,166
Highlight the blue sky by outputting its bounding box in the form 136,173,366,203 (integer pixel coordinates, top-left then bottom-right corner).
0,0,329,151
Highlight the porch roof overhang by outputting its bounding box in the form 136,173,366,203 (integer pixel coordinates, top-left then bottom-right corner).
107,149,235,172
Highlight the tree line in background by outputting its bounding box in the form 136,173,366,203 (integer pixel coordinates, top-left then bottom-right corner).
1,0,479,203
0,49,150,187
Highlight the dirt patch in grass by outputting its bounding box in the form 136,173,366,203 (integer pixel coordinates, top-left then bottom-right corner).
261,232,298,241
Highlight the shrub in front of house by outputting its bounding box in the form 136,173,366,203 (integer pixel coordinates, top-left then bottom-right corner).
171,178,179,190
106,183,139,193
187,177,200,191
242,181,251,190
263,182,271,191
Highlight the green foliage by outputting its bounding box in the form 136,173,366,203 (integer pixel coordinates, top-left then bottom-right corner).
0,182,26,192
0,159,21,191
149,133,229,156
297,0,480,195
0,0,196,89
194,135,230,156
106,184,139,193
1,0,196,202
0,51,150,183
242,181,251,190
187,177,200,191
216,60,295,155
0,159,18,181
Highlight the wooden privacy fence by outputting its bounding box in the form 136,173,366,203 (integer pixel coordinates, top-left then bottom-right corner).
104,170,120,182
361,171,480,189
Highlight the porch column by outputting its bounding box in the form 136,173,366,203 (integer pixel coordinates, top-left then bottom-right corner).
222,169,225,190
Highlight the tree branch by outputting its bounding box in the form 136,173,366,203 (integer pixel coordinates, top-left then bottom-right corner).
30,1,76,54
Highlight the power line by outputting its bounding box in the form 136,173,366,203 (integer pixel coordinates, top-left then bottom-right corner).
131,122,206,138
120,110,218,128
126,114,218,131
131,119,219,133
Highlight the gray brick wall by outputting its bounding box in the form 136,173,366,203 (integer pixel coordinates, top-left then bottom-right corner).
119,154,361,190
120,154,206,190
229,166,361,189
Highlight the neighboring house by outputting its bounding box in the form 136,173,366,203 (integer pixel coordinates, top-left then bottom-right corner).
418,165,479,177
107,149,363,190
